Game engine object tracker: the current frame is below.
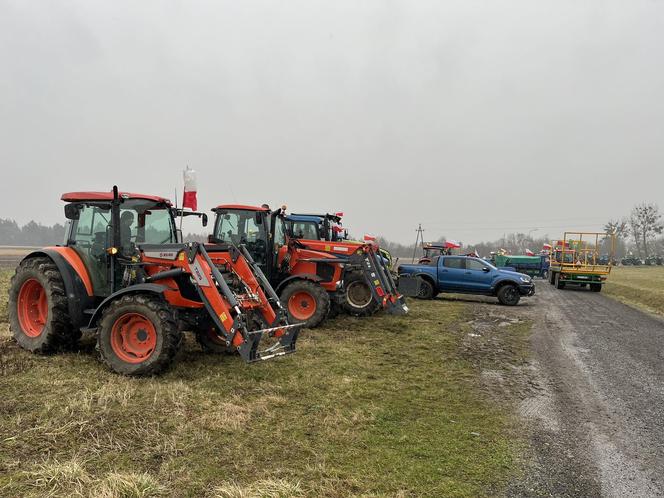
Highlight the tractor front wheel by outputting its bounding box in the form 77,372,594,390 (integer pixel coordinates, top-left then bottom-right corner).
196,324,235,354
8,257,77,353
280,280,330,328
341,272,381,316
97,294,182,376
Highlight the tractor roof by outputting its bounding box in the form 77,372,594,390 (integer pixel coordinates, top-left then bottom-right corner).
61,191,172,205
285,214,323,223
214,204,269,212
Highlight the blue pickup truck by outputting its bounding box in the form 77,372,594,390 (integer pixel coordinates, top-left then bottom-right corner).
398,255,535,305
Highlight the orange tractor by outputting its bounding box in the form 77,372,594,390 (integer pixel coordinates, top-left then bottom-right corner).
8,188,299,375
210,204,408,327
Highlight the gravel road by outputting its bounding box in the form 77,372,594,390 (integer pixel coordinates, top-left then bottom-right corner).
511,280,664,497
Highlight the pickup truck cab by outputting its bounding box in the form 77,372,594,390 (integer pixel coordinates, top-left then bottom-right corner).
398,255,535,305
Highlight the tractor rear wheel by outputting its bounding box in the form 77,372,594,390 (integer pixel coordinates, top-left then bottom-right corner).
8,257,78,353
341,272,381,316
497,284,521,306
280,280,330,328
97,294,182,376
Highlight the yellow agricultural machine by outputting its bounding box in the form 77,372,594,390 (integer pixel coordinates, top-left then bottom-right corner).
548,231,616,292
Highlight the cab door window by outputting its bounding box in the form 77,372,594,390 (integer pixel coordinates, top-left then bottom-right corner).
70,204,111,296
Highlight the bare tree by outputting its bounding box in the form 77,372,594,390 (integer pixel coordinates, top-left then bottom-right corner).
629,203,663,260
604,219,629,258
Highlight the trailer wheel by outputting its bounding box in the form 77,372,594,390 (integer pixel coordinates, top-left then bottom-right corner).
590,283,602,292
555,273,566,289
341,272,380,316
416,278,435,300
281,280,330,328
549,271,556,285
97,294,182,376
497,284,521,306
8,257,78,353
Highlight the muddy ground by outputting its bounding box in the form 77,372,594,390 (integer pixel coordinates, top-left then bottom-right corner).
454,280,664,497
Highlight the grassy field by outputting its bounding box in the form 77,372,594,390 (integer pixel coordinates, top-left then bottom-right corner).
0,268,529,497
604,266,664,316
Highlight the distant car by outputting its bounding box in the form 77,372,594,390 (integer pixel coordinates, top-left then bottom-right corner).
398,255,535,305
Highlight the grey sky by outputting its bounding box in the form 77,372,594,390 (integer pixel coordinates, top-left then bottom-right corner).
1,0,662,245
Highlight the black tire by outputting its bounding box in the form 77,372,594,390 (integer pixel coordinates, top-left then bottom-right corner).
497,284,521,306
555,272,566,289
8,257,78,353
590,283,602,292
196,324,235,354
416,278,435,300
340,272,381,316
97,294,182,376
549,271,556,285
280,280,330,328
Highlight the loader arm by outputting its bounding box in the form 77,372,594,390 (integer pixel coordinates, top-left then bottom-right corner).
140,242,300,362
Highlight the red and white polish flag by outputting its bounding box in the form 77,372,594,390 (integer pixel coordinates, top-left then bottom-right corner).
183,168,197,211
364,234,376,242
444,239,461,249
525,249,535,256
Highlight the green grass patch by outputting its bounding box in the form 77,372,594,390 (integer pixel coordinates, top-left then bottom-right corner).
604,266,664,316
0,268,525,497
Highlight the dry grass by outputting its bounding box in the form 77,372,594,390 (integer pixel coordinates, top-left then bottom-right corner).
604,266,664,315
0,269,528,497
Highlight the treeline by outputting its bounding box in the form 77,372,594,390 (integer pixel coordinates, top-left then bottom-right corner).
0,219,66,246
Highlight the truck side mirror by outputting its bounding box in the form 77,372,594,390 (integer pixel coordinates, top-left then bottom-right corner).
482,267,491,272
64,204,80,220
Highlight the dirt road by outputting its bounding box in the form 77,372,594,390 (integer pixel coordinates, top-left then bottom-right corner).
511,280,664,497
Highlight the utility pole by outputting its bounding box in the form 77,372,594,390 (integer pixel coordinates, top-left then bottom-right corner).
412,224,425,263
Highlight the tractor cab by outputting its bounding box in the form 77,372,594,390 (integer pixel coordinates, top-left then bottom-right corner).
210,204,281,272
62,190,208,297
286,213,346,242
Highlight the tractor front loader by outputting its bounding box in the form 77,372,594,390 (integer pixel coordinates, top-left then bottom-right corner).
8,187,299,376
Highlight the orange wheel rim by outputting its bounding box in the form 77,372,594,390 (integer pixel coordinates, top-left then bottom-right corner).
110,312,157,364
17,279,48,337
288,291,317,320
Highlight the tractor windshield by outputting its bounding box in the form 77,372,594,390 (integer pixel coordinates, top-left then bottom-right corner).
290,220,320,240
214,209,269,265
119,199,176,246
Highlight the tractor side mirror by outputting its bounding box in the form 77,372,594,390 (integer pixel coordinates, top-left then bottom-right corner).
201,214,208,227
64,204,80,220
255,212,262,225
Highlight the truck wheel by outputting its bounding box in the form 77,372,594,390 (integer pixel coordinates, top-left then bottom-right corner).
416,278,435,300
97,294,182,376
497,284,521,306
590,283,602,292
341,272,380,316
196,324,235,354
8,257,78,353
555,273,566,289
280,280,330,328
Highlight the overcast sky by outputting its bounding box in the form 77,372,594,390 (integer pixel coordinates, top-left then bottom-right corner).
1,0,662,245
